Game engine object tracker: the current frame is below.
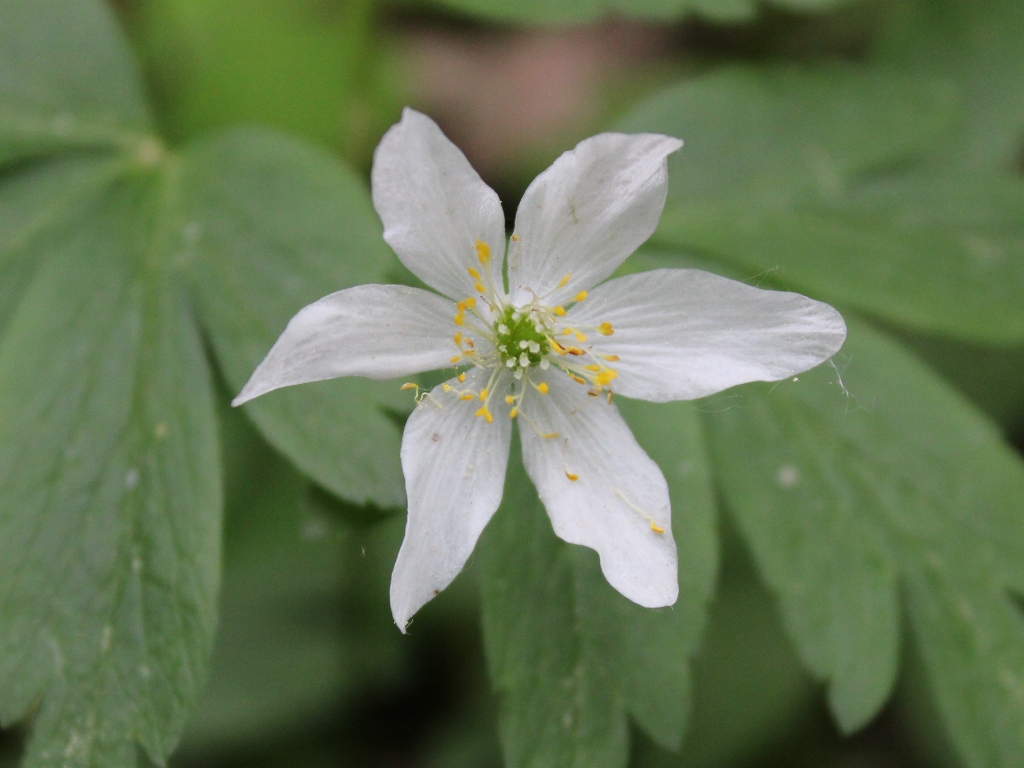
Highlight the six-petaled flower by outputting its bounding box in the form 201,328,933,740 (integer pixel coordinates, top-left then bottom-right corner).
233,108,847,631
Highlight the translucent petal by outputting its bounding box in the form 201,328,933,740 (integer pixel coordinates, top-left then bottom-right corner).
371,108,506,302
232,284,460,406
508,132,682,306
518,374,677,607
567,268,848,402
391,367,513,630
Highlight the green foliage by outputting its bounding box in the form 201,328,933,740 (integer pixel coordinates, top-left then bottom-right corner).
0,0,151,165
704,318,1024,763
0,1,406,764
623,67,1024,344
3,0,1024,767
480,402,715,768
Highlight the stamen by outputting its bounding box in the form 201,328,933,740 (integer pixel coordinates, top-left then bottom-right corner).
614,489,665,534
575,332,588,342
509,408,519,419
565,471,579,481
536,382,549,394
585,364,601,372
511,233,520,242
505,395,516,404
475,240,491,264
454,332,463,345
557,274,571,289
467,267,481,280
453,312,464,326
599,322,614,336
474,282,486,293
574,290,588,302
464,297,476,309
554,306,567,317
442,383,452,392
479,388,489,400
570,374,586,385
568,347,585,356
601,354,620,362
474,405,493,423
595,370,618,386
450,355,461,363
400,383,418,391
459,394,475,401
457,373,467,382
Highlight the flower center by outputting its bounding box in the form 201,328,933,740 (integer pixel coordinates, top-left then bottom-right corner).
494,306,550,371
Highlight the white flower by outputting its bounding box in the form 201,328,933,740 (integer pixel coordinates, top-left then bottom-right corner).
233,108,847,631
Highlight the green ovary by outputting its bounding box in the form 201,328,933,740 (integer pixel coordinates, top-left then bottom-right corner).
494,306,549,368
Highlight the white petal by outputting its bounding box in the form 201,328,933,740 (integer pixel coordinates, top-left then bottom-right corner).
518,375,677,607
232,284,459,406
371,108,507,302
391,367,512,631
508,132,682,306
568,268,848,402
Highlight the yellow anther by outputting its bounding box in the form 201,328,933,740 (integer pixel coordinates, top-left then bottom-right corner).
509,408,519,419
575,332,588,342
565,471,579,482
570,374,586,385
474,282,486,293
400,382,418,391
650,521,665,534
511,233,520,242
505,395,516,405
464,297,476,309
554,306,567,317
599,322,614,336
475,240,491,264
479,388,489,400
574,290,588,302
596,370,618,386
456,301,467,311
465,339,474,348
537,382,549,394
587,389,599,397
568,347,585,356
557,274,571,289
467,267,481,280
459,394,475,401
585,364,601,372
457,373,466,382
562,328,574,336
464,349,475,356
450,355,462,363
475,405,493,423
453,312,465,326
454,332,463,345
542,431,559,439
551,341,567,355
602,354,620,362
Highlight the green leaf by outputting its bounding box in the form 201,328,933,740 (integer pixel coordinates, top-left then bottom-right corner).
480,401,715,768
621,67,1024,344
413,0,855,25
0,172,221,766
180,128,407,508
703,317,1024,760
0,155,128,332
180,402,402,754
0,0,152,165
876,0,1024,170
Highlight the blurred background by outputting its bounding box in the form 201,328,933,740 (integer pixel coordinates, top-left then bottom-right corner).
2,1,1021,766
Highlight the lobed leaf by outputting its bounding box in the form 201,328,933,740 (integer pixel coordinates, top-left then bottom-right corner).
0,0,151,166
621,67,1024,344
703,317,1024,759
480,401,715,767
0,173,221,766
180,128,408,508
